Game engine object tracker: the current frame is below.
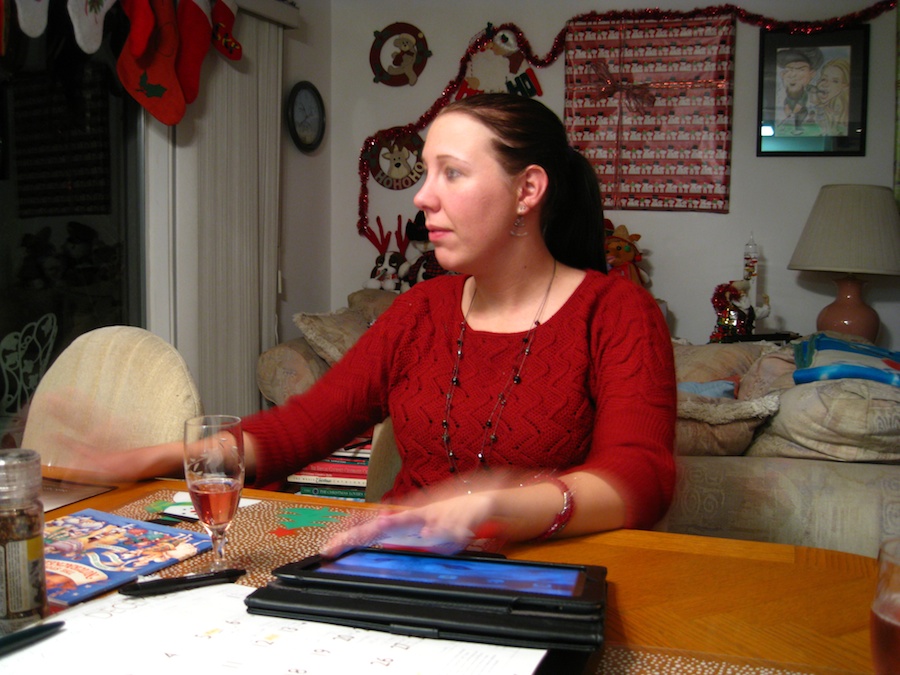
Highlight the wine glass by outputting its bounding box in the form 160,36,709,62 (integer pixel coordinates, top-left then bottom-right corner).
871,537,900,675
183,415,245,570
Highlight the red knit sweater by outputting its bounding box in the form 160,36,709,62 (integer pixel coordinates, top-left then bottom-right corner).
243,270,676,529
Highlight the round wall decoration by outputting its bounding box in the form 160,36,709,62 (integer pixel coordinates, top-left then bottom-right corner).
369,22,431,87
285,81,326,152
363,128,425,191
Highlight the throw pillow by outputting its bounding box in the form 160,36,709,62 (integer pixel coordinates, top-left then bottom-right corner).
293,308,370,365
257,337,329,405
673,340,775,383
746,378,900,463
347,288,398,325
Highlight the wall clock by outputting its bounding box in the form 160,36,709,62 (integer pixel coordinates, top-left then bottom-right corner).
286,81,325,152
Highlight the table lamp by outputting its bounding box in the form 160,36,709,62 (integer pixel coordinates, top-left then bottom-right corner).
788,184,900,342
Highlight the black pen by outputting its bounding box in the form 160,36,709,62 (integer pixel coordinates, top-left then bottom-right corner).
118,568,246,597
0,621,65,658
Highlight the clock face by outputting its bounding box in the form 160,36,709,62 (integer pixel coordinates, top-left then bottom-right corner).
287,82,325,152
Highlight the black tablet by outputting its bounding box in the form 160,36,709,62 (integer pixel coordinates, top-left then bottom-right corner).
245,548,607,651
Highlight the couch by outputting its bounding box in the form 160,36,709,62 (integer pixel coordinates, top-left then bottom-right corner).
257,289,900,558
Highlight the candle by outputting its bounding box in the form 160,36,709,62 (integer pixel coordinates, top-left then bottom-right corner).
743,234,759,305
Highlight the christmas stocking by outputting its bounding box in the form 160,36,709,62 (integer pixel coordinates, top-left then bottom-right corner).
175,0,211,104
13,0,48,38
116,0,185,125
67,0,118,54
121,0,155,58
211,0,241,61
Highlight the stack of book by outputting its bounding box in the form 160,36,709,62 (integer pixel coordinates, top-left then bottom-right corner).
286,436,372,501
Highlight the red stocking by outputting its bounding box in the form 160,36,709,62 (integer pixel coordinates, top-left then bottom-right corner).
122,0,155,57
116,0,185,126
175,0,211,104
211,0,241,61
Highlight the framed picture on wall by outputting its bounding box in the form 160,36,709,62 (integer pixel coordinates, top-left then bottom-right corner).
757,25,869,156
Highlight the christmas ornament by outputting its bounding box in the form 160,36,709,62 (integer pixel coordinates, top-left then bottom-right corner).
709,280,770,342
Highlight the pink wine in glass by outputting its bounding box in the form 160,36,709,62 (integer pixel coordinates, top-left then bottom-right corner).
871,597,900,675
190,477,241,529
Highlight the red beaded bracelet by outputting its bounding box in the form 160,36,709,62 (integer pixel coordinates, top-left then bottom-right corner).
536,476,574,540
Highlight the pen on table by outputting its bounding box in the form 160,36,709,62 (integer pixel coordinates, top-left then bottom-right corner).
119,568,246,597
0,621,65,658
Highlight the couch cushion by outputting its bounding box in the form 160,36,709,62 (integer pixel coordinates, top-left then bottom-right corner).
657,455,900,557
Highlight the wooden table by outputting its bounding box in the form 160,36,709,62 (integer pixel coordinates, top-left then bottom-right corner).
47,479,877,674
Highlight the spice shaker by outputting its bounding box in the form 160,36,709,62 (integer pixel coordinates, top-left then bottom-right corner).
0,448,47,634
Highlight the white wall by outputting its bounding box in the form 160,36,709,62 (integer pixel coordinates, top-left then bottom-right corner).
279,0,332,343
280,0,899,348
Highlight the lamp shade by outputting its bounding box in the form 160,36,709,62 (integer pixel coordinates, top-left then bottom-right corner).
788,184,900,276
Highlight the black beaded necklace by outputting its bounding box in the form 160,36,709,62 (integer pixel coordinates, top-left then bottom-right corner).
441,261,557,476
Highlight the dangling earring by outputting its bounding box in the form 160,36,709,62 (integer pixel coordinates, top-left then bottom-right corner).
510,206,528,237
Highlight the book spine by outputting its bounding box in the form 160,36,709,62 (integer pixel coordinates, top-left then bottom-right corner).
302,460,369,476
297,485,367,499
287,473,368,487
330,448,372,460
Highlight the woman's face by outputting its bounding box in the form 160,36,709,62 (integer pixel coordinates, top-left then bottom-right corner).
816,65,848,104
413,112,520,275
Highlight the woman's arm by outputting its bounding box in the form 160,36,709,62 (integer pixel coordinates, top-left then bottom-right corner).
321,469,626,556
44,430,263,486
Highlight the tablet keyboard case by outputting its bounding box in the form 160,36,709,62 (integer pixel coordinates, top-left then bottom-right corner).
244,556,606,652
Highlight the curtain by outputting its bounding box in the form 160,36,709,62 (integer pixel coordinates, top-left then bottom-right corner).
193,13,283,416
141,9,283,417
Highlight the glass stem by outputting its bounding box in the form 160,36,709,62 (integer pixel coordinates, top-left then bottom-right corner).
211,532,227,569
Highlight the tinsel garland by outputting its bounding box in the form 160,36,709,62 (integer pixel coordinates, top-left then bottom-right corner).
357,0,897,236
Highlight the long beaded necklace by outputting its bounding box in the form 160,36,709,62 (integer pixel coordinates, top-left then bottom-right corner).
441,260,557,476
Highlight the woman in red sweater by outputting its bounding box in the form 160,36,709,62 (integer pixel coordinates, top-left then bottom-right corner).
78,94,676,551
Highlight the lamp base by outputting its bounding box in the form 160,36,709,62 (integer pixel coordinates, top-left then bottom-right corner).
816,275,880,342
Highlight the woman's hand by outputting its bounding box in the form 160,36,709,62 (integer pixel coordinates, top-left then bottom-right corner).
321,488,504,558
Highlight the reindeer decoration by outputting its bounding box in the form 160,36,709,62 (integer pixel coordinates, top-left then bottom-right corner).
363,216,408,291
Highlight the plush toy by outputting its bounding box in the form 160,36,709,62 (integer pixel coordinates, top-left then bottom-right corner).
709,280,771,342
398,210,446,290
362,215,406,291
605,221,648,287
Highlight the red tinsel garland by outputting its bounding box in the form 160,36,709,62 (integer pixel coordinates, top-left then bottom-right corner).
357,0,897,236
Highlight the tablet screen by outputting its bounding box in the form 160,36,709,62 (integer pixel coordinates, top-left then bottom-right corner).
316,549,584,597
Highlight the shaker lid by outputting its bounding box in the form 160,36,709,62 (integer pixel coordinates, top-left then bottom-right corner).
0,448,42,500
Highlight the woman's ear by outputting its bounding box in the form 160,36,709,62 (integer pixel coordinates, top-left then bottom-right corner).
516,164,549,213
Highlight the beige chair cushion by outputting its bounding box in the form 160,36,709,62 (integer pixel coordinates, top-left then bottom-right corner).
22,326,202,467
